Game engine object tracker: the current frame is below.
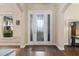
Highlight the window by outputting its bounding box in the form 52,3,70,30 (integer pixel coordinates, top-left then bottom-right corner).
3,16,13,37
48,14,50,41
37,14,44,32
30,14,33,41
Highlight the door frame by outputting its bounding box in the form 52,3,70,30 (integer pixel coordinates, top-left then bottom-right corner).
28,10,53,45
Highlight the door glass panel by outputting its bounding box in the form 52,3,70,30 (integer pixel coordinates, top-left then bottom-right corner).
48,14,50,41
36,14,44,41
30,14,33,41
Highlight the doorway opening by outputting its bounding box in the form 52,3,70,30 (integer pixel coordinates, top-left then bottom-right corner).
68,22,79,46
28,10,53,45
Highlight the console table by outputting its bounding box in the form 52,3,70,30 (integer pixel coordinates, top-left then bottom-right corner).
71,35,79,46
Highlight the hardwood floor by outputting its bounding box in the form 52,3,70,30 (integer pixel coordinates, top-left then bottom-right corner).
0,45,79,56
16,46,64,56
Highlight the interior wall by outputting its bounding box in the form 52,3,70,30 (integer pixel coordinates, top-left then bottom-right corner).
0,3,24,45
64,3,79,45
0,3,57,46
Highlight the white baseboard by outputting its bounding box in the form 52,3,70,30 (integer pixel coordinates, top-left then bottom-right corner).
25,43,65,50
25,43,56,46
64,42,69,45
20,45,25,48
56,44,64,50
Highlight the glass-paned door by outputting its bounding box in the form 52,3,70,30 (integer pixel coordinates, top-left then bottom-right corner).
29,11,52,45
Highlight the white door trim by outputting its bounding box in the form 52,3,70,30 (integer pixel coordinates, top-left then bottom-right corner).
28,10,53,45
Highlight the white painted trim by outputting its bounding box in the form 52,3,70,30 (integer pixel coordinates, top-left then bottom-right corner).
64,42,69,45
56,45,64,50
26,42,68,46
20,44,26,48
25,43,56,46
28,10,53,45
28,11,31,45
62,3,71,13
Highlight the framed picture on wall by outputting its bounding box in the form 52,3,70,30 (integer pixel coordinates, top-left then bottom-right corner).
16,20,20,25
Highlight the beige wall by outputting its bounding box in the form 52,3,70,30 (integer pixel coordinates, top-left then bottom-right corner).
64,3,79,45
0,3,25,45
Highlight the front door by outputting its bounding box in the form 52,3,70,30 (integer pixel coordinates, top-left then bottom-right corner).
28,10,52,45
